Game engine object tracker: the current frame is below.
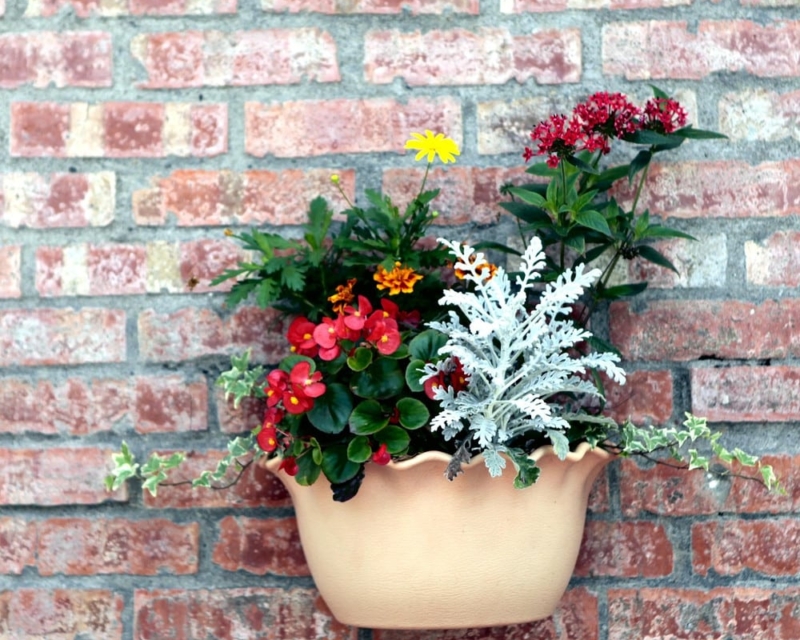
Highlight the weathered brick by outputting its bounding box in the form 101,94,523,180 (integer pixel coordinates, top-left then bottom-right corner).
588,469,610,513
0,590,123,639
35,240,242,296
502,0,690,9
133,169,354,226
693,520,800,578
626,233,727,288
0,246,20,298
719,89,800,142
575,521,673,578
382,166,520,226
374,587,598,640
609,299,800,361
212,516,309,576
133,29,339,88
0,172,115,228
0,375,205,435
0,32,111,88
692,365,800,422
245,97,462,158
603,21,800,80
142,450,291,509
608,588,800,640
746,231,800,286
0,448,127,505
604,369,673,425
0,518,36,574
365,29,580,86
25,0,237,16
262,0,479,11
11,102,227,158
134,588,357,640
37,518,198,575
615,160,800,219
620,455,800,517
216,388,266,434
0,308,126,366
138,306,286,363
477,96,575,155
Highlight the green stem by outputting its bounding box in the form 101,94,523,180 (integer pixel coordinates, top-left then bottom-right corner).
419,162,432,195
629,155,651,216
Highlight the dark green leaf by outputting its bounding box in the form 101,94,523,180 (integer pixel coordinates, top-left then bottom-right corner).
627,130,677,146
321,445,361,484
525,162,558,177
583,243,613,264
506,448,541,489
279,355,316,373
637,245,679,273
347,347,373,372
472,241,522,256
499,201,551,225
564,234,585,255
649,84,670,100
294,453,322,486
566,154,600,175
347,436,373,463
280,264,306,292
396,397,429,430
508,186,548,208
405,359,427,392
641,225,696,241
225,280,258,307
634,209,650,241
306,383,353,434
330,468,365,502
574,210,613,237
601,282,648,299
627,150,652,184
255,279,279,308
351,358,406,400
408,330,448,362
374,425,411,454
349,400,389,435
673,126,727,140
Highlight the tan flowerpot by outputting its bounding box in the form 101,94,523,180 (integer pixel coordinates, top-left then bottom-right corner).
266,443,611,630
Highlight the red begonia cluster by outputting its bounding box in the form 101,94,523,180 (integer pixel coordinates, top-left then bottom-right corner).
524,92,688,168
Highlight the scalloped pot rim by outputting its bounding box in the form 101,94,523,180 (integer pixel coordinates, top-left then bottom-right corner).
264,441,612,473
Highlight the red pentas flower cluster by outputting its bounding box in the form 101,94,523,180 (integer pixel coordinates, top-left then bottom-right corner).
524,92,689,168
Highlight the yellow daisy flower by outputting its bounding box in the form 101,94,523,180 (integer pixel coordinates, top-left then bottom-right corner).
404,130,460,164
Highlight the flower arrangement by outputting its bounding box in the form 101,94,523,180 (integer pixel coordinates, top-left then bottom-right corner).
107,89,778,502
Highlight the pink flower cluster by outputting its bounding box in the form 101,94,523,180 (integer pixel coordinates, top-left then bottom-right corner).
524,92,688,168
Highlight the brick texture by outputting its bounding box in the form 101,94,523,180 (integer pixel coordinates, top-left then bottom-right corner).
575,521,673,578
212,516,309,576
261,0,479,12
25,0,237,16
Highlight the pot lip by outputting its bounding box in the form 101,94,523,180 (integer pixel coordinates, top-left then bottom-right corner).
264,441,613,473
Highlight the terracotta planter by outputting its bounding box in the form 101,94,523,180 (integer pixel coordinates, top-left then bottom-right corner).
266,443,611,630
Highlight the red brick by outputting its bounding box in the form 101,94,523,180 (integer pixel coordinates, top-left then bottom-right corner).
11,102,227,158
37,518,198,575
603,370,673,425
36,244,148,296
746,231,800,286
0,518,36,574
608,588,800,640
609,299,800,361
134,588,357,640
365,29,580,86
620,455,800,517
261,0,478,12
245,97,462,158
179,238,243,293
142,450,291,509
0,308,126,366
614,160,800,219
575,521,673,577
216,387,266,434
10,102,70,157
133,169,354,226
138,306,287,363
501,0,690,9
0,172,115,228
693,520,800,578
134,29,339,88
692,365,800,422
0,245,21,298
0,448,127,505
212,516,309,576
134,376,208,433
0,32,111,88
719,89,800,142
603,20,800,80
26,0,237,16
374,587,598,640
588,469,610,513
382,166,519,226
0,590,123,639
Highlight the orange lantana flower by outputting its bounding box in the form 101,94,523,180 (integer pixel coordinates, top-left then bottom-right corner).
374,262,424,295
328,278,357,313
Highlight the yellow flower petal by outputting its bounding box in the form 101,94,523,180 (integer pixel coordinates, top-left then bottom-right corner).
404,130,460,165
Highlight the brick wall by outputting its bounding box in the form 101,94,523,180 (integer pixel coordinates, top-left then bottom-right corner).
1,0,798,638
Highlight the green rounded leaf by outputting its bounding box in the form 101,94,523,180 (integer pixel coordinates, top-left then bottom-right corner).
408,330,448,362
346,347,373,372
396,397,429,430
349,400,389,435
279,354,316,373
351,358,405,399
405,359,426,393
307,383,353,434
374,426,411,455
347,436,372,463
294,453,322,487
321,445,362,484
